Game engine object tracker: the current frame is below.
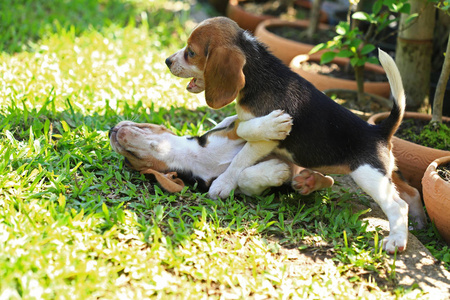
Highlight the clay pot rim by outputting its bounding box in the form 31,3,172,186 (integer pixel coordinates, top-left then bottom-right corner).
255,18,331,43
426,155,450,175
368,111,450,153
368,111,450,125
291,54,387,82
228,0,275,18
230,0,328,23
227,0,276,33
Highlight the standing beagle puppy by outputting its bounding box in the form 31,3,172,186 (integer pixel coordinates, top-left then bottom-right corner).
165,17,426,253
109,112,334,195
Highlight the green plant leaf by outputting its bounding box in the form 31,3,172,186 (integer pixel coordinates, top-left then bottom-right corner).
349,38,362,49
350,57,360,67
352,12,373,22
337,49,354,58
405,13,418,24
309,42,326,54
368,56,379,65
335,22,349,35
102,203,110,220
373,0,383,15
391,2,398,12
399,3,411,14
361,44,376,55
61,120,70,132
320,51,337,64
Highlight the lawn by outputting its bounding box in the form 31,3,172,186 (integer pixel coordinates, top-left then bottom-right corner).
0,0,447,298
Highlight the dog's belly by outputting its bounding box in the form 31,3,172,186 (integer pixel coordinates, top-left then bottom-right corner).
275,114,381,174
274,142,353,174
272,147,350,174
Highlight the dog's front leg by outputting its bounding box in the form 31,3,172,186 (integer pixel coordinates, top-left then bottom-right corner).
237,110,292,141
208,140,279,199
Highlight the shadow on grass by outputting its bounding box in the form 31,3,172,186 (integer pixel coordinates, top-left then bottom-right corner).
0,0,134,53
0,0,187,54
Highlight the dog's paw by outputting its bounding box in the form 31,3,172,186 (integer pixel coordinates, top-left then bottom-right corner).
263,110,293,140
382,232,408,254
237,159,290,196
268,159,291,186
209,174,238,199
242,159,291,187
292,169,334,195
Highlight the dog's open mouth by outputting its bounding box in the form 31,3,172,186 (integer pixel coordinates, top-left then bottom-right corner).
187,78,205,93
187,78,197,89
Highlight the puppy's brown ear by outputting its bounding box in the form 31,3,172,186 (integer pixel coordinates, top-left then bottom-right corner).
204,47,245,109
140,169,185,193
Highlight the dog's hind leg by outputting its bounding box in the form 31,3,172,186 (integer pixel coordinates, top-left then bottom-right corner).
392,171,426,229
350,165,409,254
292,168,334,195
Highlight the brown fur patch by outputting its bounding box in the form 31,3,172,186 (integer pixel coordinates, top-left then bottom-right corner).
187,17,246,108
312,165,352,175
392,171,418,198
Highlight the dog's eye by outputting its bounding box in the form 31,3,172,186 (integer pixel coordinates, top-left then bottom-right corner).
187,47,195,58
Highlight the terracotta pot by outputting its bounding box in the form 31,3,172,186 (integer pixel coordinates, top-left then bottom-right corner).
255,19,331,65
227,0,328,34
290,54,391,98
226,0,275,33
368,112,450,191
422,156,450,245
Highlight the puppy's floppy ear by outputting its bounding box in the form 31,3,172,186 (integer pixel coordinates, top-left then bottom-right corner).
204,47,245,109
140,169,185,193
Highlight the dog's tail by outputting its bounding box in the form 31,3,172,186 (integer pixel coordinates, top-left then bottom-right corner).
377,48,406,141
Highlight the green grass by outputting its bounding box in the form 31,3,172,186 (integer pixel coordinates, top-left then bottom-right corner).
0,0,445,298
396,119,450,150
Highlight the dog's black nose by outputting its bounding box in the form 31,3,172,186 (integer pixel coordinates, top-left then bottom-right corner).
165,57,172,68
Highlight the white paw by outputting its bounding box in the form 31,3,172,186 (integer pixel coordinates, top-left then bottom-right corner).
237,159,290,196
382,232,407,254
240,159,290,189
264,110,293,140
264,159,291,185
209,174,238,199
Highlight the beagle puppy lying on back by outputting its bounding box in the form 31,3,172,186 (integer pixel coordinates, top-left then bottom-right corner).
165,17,426,253
109,112,334,195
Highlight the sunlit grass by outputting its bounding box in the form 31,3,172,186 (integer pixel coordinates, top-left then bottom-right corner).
0,6,204,115
0,0,436,298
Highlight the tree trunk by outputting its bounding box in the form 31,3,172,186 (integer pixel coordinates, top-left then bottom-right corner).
432,33,450,123
306,0,323,39
395,0,435,112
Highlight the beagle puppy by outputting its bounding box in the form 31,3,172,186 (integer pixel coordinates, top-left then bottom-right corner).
109,111,335,196
165,17,426,253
